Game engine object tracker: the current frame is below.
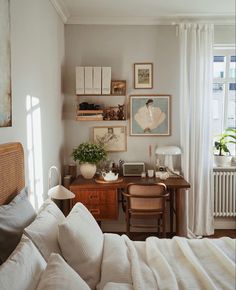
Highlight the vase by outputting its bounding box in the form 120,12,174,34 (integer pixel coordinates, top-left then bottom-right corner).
80,163,97,179
214,155,232,167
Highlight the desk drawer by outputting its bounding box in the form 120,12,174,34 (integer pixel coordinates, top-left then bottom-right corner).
86,204,118,220
73,189,117,205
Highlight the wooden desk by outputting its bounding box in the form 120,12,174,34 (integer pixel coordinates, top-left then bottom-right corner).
70,175,190,237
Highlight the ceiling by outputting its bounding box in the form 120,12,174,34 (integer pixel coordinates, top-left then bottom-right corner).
51,0,236,24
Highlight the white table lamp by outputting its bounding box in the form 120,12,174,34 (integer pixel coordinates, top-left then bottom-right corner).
48,166,75,200
155,146,182,172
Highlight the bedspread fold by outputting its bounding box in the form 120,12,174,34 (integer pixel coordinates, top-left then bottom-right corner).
99,234,235,290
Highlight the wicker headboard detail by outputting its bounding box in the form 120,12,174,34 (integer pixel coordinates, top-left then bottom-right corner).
0,143,25,205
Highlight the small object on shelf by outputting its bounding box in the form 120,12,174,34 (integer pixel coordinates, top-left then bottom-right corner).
103,104,126,121
76,110,104,121
117,104,125,120
111,80,126,95
78,102,101,110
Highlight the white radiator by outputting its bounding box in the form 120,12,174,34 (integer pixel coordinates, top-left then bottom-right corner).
213,170,236,217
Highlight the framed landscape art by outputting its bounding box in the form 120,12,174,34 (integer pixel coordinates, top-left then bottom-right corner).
130,95,171,136
93,126,127,152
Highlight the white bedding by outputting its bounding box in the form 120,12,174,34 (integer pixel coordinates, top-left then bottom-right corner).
99,234,236,290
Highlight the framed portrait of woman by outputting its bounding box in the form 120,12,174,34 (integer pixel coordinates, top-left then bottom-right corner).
130,95,171,136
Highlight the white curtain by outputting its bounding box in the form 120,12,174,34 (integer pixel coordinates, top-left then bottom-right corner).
179,23,214,236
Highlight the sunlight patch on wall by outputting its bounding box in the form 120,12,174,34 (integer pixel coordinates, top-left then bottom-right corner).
26,95,43,210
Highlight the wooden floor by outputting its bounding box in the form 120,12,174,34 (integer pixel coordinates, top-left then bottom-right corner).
111,229,236,241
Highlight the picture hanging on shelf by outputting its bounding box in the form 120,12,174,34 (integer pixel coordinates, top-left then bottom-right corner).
111,80,126,95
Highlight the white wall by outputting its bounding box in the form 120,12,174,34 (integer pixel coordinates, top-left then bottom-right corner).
0,0,65,207
215,25,235,45
63,25,181,169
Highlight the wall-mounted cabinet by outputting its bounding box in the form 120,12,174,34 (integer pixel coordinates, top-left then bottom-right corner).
76,95,127,121
75,66,127,122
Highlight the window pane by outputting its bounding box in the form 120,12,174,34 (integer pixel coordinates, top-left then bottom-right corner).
229,56,236,78
212,83,225,135
227,83,236,129
213,56,226,78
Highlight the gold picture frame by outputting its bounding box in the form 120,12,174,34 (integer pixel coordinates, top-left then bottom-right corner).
134,63,153,89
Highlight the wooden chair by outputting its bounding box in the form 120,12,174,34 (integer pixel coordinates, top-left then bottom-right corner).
122,183,169,238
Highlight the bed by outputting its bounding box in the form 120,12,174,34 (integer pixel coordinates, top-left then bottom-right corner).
0,142,235,290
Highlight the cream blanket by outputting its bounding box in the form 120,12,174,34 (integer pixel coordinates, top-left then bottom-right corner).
98,234,236,290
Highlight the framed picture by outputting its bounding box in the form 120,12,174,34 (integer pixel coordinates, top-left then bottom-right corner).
93,126,127,152
0,0,12,127
134,63,153,89
111,80,126,95
130,95,171,136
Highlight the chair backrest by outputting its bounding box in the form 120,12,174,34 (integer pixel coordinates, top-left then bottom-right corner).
126,183,168,211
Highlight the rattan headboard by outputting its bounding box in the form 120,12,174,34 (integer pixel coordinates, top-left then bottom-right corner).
0,142,25,205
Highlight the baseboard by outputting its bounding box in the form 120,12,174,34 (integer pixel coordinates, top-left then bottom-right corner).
214,217,236,229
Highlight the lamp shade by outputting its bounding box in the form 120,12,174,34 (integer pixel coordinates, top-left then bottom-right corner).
48,166,75,200
155,146,182,171
155,146,182,155
48,185,75,200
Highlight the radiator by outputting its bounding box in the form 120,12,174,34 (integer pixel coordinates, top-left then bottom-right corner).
213,169,236,217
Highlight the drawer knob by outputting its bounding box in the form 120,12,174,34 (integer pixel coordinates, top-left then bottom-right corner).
89,194,98,199
90,208,100,215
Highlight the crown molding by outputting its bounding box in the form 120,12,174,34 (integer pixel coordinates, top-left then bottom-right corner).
50,0,70,23
66,14,235,25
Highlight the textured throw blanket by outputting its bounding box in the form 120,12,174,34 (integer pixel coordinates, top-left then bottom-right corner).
98,234,236,290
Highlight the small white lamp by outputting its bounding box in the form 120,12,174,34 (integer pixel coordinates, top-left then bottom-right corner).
155,146,182,172
48,166,75,200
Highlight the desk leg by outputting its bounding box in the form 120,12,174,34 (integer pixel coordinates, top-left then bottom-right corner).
175,188,187,237
169,189,174,237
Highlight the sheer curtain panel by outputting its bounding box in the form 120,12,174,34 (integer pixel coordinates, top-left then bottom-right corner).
179,23,214,237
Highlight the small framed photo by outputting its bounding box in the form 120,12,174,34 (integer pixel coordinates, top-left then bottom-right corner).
134,63,153,89
130,95,171,136
93,126,127,152
111,80,126,95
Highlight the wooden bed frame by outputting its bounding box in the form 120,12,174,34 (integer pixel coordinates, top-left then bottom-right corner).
0,142,25,205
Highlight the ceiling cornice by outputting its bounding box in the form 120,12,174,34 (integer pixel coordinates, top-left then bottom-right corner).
66,14,235,25
50,0,70,23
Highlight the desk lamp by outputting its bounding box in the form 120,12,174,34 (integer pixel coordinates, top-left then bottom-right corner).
48,166,75,200
155,146,182,173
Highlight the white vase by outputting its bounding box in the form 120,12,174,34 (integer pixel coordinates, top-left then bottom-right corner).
214,155,232,167
80,163,97,179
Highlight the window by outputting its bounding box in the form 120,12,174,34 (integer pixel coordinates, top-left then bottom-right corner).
213,48,236,155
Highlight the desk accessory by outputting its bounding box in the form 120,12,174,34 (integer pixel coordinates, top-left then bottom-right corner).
122,162,145,176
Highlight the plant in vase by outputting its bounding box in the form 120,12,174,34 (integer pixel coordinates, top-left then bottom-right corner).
214,128,236,167
72,142,107,179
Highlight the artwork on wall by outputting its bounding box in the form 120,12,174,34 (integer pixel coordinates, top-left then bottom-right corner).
0,0,12,127
134,63,153,89
93,126,127,152
111,80,126,95
130,95,171,136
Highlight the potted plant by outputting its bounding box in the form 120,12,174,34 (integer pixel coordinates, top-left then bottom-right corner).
214,128,236,167
72,142,107,179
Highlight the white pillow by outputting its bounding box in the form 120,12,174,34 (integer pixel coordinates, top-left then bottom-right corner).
58,202,104,290
24,199,65,261
0,235,46,290
37,253,91,290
